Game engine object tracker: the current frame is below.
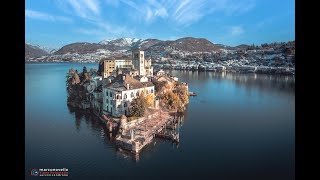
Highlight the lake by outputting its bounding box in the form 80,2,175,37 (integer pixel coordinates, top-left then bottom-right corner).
25,63,295,180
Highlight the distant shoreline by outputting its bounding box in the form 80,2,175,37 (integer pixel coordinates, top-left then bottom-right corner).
25,61,98,64
26,62,294,76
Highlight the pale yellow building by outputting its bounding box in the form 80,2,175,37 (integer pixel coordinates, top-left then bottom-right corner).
103,59,132,78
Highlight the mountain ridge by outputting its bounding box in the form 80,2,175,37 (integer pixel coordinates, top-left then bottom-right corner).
25,37,295,63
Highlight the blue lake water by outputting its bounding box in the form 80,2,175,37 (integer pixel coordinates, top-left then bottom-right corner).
25,63,295,180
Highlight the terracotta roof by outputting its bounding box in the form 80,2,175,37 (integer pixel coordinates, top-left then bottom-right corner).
142,81,154,87
155,75,173,82
104,74,154,91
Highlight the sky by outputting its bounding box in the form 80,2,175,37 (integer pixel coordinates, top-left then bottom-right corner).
26,0,295,49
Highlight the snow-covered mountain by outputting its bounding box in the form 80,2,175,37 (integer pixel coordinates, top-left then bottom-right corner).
25,43,50,59
26,42,58,54
99,38,143,48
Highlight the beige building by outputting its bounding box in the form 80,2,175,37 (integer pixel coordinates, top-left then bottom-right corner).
103,59,132,78
103,50,153,78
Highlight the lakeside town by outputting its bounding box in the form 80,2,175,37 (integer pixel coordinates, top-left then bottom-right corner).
66,49,189,156
26,38,295,75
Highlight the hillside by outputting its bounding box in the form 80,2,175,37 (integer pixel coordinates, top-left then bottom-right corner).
54,42,104,55
25,43,49,59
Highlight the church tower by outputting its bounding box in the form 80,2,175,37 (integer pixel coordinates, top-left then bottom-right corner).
132,49,145,76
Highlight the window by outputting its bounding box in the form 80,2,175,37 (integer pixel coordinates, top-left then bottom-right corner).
110,92,112,97
107,106,108,112
117,95,120,99
141,54,143,58
136,91,139,96
106,91,108,96
134,54,139,58
151,89,154,93
124,102,127,107
131,92,134,98
124,93,127,99
106,99,108,104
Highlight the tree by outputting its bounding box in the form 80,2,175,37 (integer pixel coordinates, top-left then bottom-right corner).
145,93,154,107
129,95,148,117
175,84,189,107
98,59,104,75
83,66,87,74
66,68,75,86
83,72,91,82
68,68,75,74
154,81,167,92
89,68,96,74
162,91,182,111
72,72,81,85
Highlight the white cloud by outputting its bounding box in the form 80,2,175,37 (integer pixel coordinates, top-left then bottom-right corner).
55,0,135,38
118,0,255,26
120,0,169,23
75,20,136,39
63,0,100,19
95,21,135,36
25,9,72,23
230,26,245,36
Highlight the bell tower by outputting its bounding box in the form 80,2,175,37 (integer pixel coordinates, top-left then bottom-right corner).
132,49,145,76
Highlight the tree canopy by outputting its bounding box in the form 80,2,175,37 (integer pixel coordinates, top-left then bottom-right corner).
129,95,148,117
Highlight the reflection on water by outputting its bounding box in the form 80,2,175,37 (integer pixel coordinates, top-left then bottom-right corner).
67,105,186,162
169,70,295,95
26,63,294,180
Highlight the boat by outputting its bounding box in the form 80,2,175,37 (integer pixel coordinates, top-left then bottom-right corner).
189,92,197,96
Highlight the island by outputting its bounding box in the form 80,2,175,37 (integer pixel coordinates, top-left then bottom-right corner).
66,49,189,155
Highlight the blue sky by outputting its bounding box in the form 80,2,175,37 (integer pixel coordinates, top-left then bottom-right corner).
26,0,295,48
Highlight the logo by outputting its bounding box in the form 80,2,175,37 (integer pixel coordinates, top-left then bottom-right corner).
30,169,39,176
30,168,69,177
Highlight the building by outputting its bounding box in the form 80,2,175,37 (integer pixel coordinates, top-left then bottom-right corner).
103,74,155,117
102,50,153,78
156,69,165,76
103,59,132,78
132,49,153,77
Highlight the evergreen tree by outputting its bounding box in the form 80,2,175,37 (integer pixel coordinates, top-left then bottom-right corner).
83,66,87,74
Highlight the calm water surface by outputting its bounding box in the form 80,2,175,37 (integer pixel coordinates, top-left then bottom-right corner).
25,63,295,180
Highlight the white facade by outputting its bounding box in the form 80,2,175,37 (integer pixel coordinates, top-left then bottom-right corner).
103,86,155,117
138,76,148,82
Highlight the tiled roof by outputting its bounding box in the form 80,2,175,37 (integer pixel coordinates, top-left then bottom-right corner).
104,74,154,91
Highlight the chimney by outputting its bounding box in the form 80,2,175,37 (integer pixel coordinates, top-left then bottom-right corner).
126,83,130,89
